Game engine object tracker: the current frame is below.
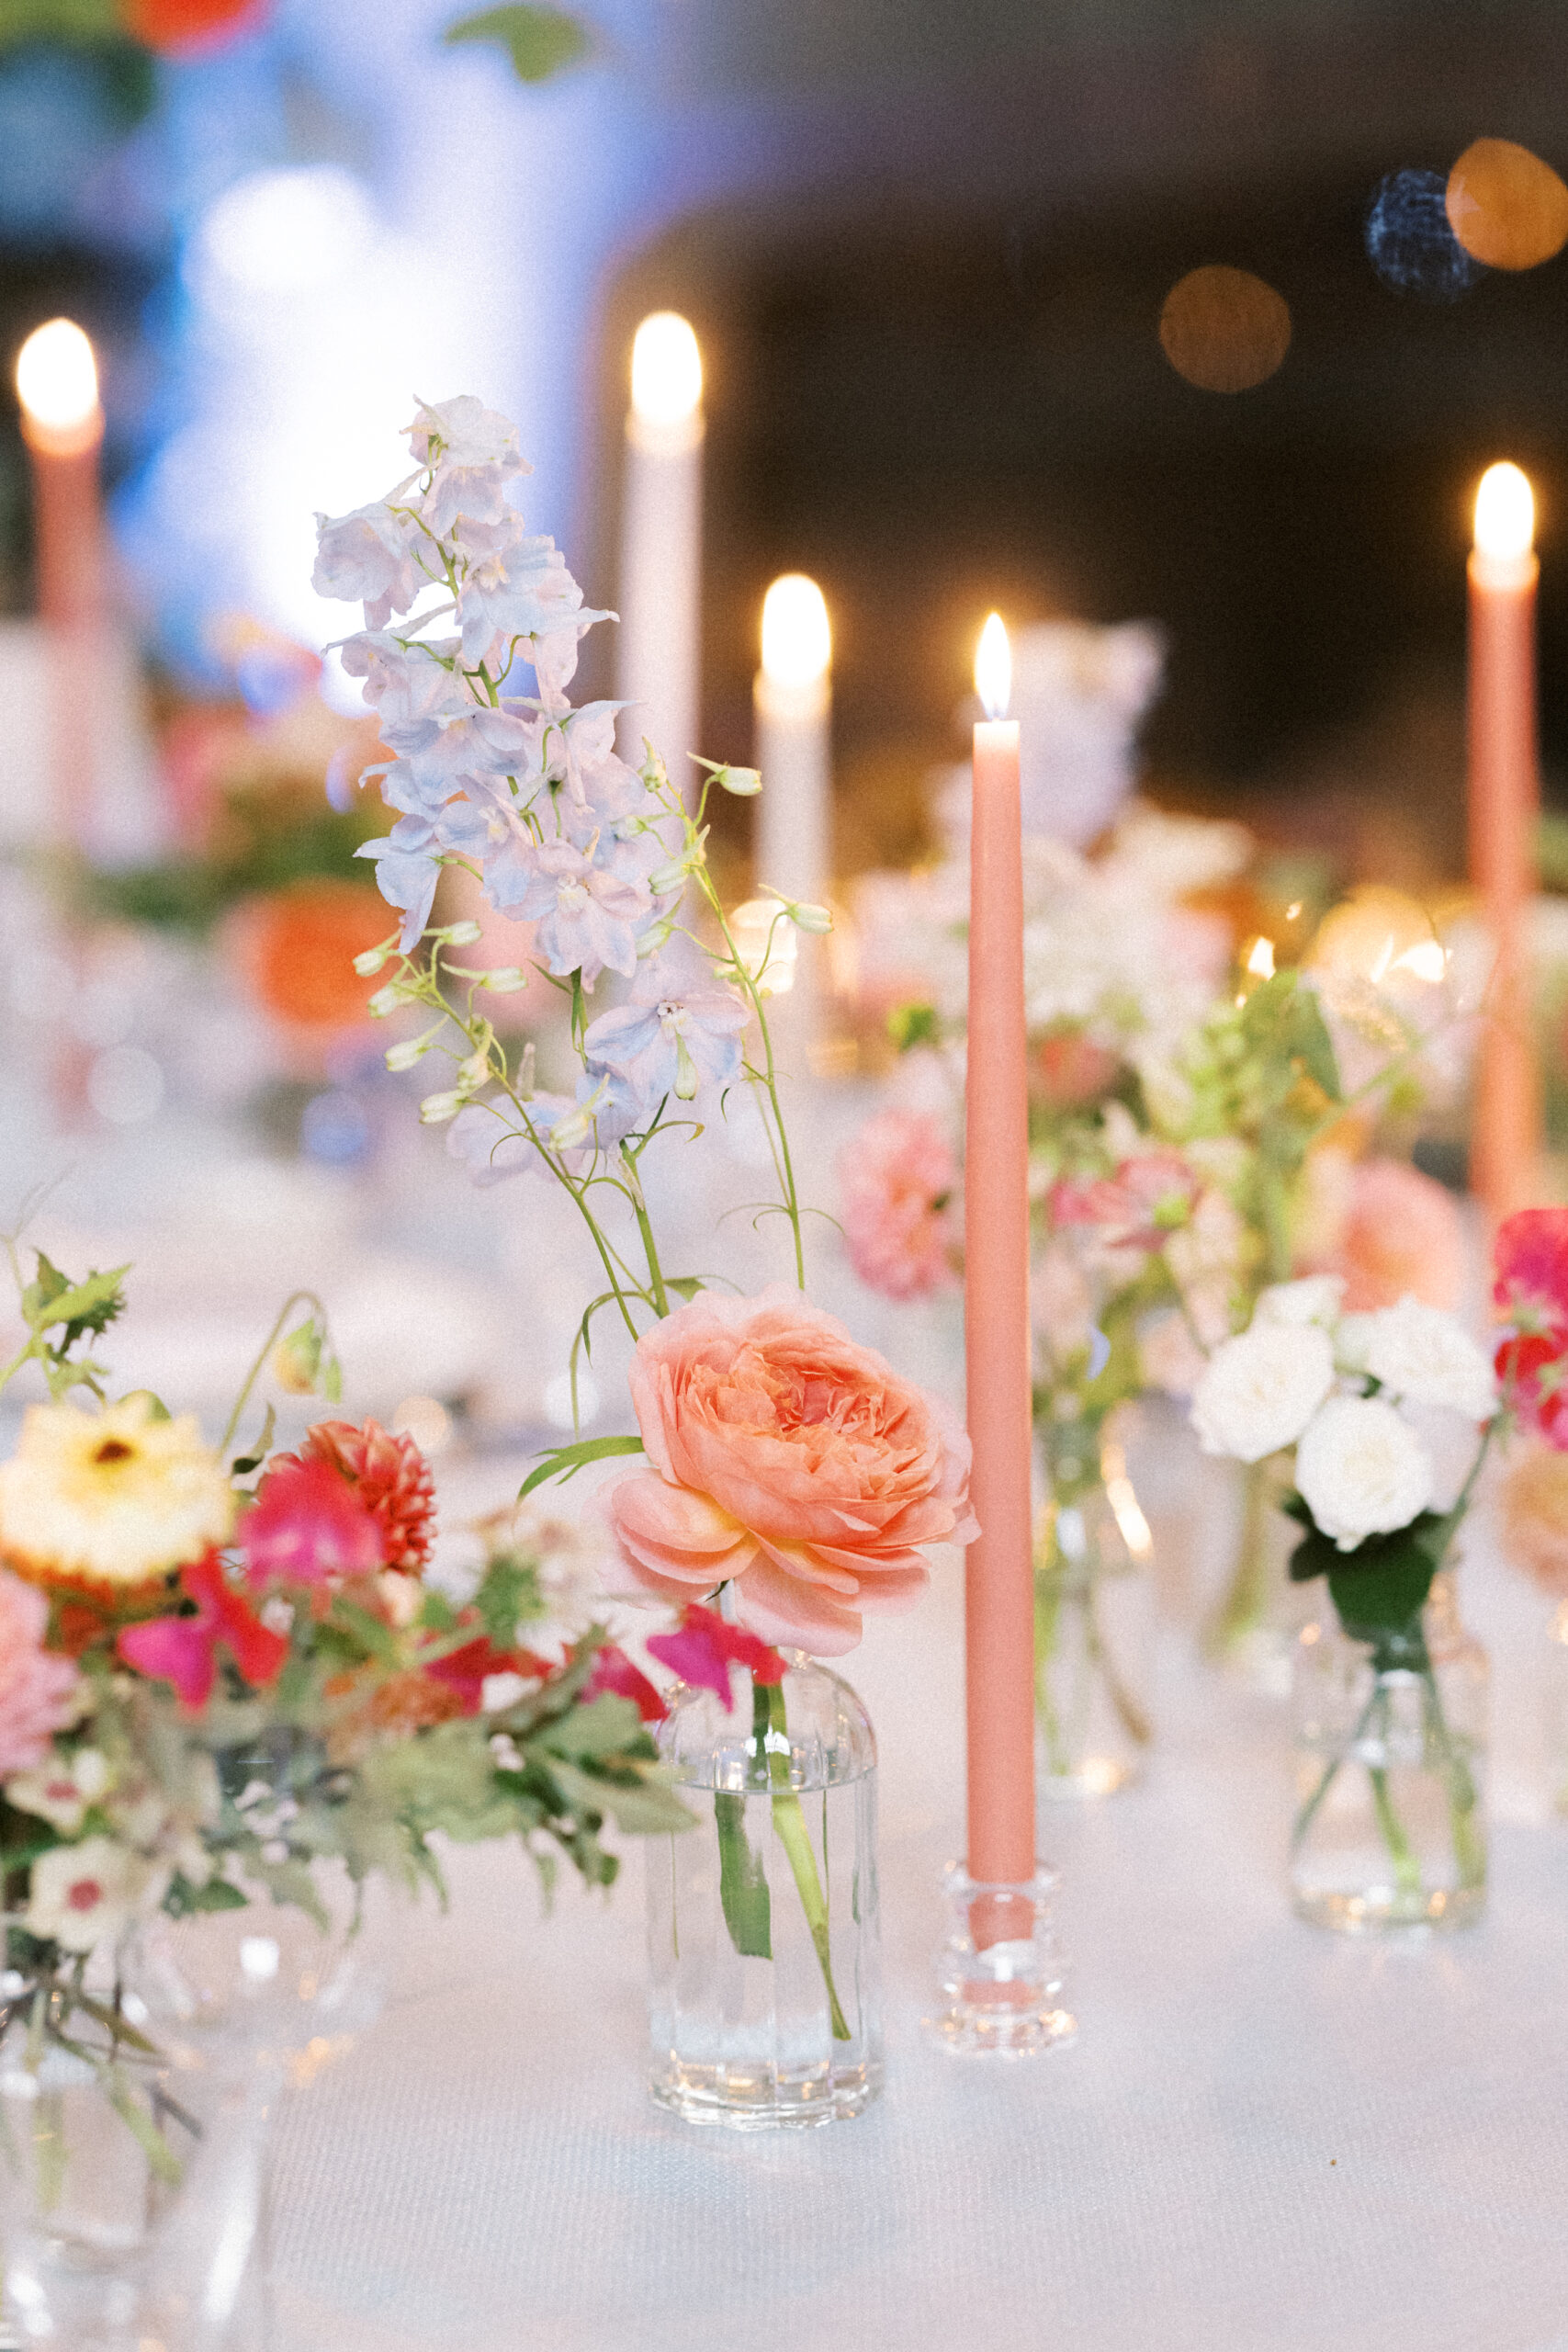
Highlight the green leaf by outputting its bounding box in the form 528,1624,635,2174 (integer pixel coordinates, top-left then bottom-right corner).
1288,1507,1450,1638
715,1792,772,1957
665,1277,706,1302
519,1432,644,1499
536,1692,644,1764
27,1259,129,1347
888,1001,940,1053
473,1554,542,1645
443,3,592,82
547,1757,696,1838
163,1873,248,1919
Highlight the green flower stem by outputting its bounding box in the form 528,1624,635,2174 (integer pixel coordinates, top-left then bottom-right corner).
1292,1679,1382,1857
220,1289,329,1456
765,1682,850,2041
1421,1664,1486,1890
1367,1759,1422,1897
1208,1454,1277,1661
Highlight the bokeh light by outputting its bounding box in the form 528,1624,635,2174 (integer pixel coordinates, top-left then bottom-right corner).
1157,266,1291,392
630,312,703,429
194,165,376,298
1447,139,1568,272
1365,169,1482,300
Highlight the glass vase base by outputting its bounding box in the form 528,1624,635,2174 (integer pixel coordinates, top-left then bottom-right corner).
923,1862,1077,2060
1292,1883,1485,1935
649,2055,883,2130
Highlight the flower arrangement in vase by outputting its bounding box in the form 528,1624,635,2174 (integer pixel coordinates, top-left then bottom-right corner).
1190,1214,1568,1931
0,1249,684,2344
310,396,974,2127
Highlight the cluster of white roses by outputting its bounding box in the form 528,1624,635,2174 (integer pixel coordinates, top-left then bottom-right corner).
6,1740,219,1955
1191,1276,1497,1550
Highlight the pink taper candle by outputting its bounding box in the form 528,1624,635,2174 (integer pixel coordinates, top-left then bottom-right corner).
964,614,1037,1887
1468,460,1541,1223
17,319,106,852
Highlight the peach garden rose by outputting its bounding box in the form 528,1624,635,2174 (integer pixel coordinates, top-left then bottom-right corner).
604,1286,976,1655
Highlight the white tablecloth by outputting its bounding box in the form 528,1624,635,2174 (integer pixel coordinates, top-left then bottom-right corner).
265,1523,1568,2352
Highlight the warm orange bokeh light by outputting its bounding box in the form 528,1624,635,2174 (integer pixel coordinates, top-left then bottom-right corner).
120,0,258,47
1157,266,1292,393
244,882,391,1031
1447,139,1568,271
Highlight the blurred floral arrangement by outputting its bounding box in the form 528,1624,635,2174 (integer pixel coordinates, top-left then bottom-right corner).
0,1239,686,2174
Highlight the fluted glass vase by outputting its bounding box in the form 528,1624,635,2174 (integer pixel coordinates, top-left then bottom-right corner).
1034,1419,1156,1798
0,1894,384,2350
1291,1568,1488,1931
647,1653,882,2128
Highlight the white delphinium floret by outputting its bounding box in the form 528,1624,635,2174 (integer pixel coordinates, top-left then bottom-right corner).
1191,1322,1336,1463
1295,1395,1434,1549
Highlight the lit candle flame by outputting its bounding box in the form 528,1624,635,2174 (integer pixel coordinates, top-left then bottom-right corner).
761,573,830,690
1474,461,1534,564
15,318,101,454
1246,936,1275,978
630,312,702,430
975,612,1011,720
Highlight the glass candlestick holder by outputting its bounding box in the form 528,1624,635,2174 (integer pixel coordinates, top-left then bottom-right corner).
923,1862,1076,2056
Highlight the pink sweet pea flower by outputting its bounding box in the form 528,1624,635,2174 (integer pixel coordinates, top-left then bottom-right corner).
584,1643,668,1723
837,1109,959,1301
645,1603,784,1710
0,1569,82,1773
238,1457,385,1597
118,1551,289,1712
604,1287,976,1656
423,1634,552,1715
1049,1151,1198,1252
1495,1209,1568,1329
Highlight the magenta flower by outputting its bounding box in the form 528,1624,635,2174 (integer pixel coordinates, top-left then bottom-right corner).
1495,1209,1568,1329
238,1457,385,1595
645,1603,785,1710
584,1643,667,1723
0,1569,81,1774
837,1109,959,1301
118,1553,289,1713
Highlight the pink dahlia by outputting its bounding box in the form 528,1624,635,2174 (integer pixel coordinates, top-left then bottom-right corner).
297,1419,437,1573
837,1109,959,1301
1331,1159,1464,1312
0,1567,82,1774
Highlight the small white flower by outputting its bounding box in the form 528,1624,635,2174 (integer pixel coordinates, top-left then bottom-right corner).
6,1749,110,1835
1296,1396,1434,1550
1357,1296,1497,1421
1191,1322,1336,1463
1255,1275,1345,1330
24,1838,164,1954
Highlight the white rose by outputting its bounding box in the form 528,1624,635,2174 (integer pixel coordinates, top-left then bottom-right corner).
1191,1323,1336,1463
1295,1396,1434,1550
24,1837,164,1954
1358,1297,1497,1421
1254,1275,1345,1330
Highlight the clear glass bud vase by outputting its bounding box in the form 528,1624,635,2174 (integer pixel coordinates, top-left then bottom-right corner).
1034,1421,1156,1798
1291,1568,1488,1932
648,1654,882,2128
0,1892,385,2349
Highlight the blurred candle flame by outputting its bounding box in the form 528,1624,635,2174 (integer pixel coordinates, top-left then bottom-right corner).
1474,462,1534,563
761,573,830,689
16,318,102,454
1246,935,1275,978
630,312,702,429
975,612,1011,720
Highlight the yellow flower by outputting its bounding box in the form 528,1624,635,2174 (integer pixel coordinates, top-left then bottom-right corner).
0,1396,234,1600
